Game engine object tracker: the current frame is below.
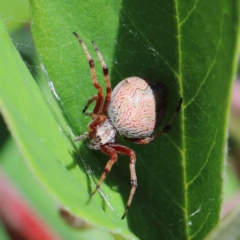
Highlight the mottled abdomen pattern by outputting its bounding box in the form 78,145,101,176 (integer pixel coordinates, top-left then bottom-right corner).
108,77,167,139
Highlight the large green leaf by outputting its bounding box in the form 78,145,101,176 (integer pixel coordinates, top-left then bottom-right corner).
30,0,240,239
0,0,239,239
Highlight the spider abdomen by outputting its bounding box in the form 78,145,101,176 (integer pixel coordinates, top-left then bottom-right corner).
108,77,168,139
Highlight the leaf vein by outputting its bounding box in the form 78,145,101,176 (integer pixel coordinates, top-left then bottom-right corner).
185,17,224,108
186,129,218,187
175,0,189,238
180,0,199,27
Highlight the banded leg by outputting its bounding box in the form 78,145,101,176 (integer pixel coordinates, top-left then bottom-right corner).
91,145,118,196
82,95,98,114
73,32,104,114
92,41,112,114
132,98,183,145
110,144,137,219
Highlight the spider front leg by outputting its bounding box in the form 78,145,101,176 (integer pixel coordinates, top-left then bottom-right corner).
74,132,88,141
73,32,104,114
75,114,107,142
92,41,112,114
82,95,98,114
131,97,183,144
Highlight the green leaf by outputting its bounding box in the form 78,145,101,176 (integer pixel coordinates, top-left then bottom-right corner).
1,0,239,239
30,0,240,239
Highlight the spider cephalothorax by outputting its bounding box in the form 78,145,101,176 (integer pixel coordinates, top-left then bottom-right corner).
87,118,117,150
73,32,182,219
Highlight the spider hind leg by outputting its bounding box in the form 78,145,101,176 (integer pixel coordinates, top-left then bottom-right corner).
93,144,137,219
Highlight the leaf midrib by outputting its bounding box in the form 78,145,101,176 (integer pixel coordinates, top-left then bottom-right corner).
175,0,189,238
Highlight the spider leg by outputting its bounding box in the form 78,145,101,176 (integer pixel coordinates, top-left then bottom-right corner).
73,32,104,114
88,114,107,130
109,144,137,219
92,144,136,219
74,132,88,141
131,97,183,144
92,41,112,114
91,145,118,196
82,95,98,114
75,114,106,142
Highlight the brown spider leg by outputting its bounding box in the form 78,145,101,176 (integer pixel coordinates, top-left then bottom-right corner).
108,144,137,219
82,95,98,114
92,144,136,219
131,97,183,145
92,41,112,114
75,114,106,142
91,145,118,196
88,114,107,131
73,32,104,114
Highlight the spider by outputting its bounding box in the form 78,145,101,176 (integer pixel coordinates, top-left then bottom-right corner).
73,32,183,219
